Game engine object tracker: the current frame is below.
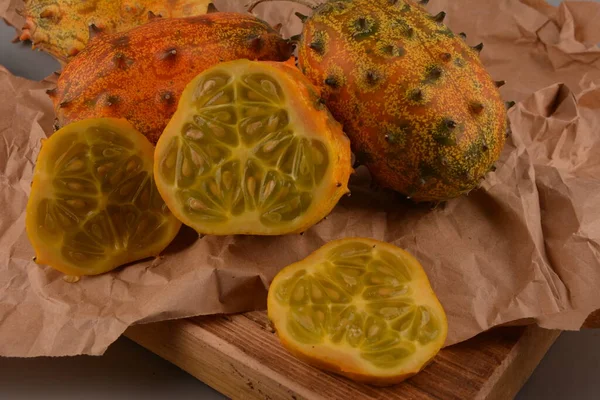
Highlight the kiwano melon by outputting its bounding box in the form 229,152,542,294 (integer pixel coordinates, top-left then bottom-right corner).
49,12,293,144
154,59,352,235
25,118,182,276
289,0,509,202
19,0,213,63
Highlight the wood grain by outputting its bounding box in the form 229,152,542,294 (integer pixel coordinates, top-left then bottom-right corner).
125,311,561,400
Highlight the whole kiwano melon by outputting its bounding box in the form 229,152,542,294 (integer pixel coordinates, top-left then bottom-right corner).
295,0,508,202
50,12,293,144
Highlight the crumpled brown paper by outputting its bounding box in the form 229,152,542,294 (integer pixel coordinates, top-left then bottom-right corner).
1,0,599,357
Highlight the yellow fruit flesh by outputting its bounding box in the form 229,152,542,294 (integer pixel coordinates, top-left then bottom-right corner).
25,118,182,276
154,60,350,235
268,238,448,385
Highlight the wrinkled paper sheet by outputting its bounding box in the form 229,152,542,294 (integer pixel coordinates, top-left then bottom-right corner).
0,0,599,356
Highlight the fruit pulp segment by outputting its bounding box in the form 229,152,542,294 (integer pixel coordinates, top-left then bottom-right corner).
158,70,331,227
31,122,176,273
272,241,443,369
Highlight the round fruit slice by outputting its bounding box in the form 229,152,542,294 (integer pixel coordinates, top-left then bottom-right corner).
268,238,448,386
154,59,352,235
25,118,182,276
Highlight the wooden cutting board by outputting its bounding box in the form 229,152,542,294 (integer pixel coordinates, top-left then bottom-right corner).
123,310,597,400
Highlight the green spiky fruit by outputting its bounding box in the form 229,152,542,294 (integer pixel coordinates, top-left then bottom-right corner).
18,0,214,63
293,0,508,202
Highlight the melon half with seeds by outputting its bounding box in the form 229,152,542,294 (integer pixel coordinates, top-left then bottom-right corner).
25,118,182,276
268,238,448,385
154,59,352,235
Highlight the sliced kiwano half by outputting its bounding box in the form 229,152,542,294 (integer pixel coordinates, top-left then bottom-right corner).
154,59,352,235
25,118,182,276
268,238,448,386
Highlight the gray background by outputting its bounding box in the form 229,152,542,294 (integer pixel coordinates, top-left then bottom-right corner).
1,0,599,399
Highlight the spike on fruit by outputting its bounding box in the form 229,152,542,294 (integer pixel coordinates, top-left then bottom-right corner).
159,47,177,60
495,80,506,88
39,9,55,19
295,12,308,23
440,52,451,62
148,11,161,20
410,88,423,102
46,88,57,97
248,34,264,51
106,95,119,106
88,24,102,39
506,101,516,109
426,66,442,82
309,41,324,54
419,0,430,5
459,32,466,40
290,34,302,42
325,76,339,88
472,43,484,53
366,70,380,85
207,3,218,13
470,101,484,114
432,11,446,23
161,91,175,105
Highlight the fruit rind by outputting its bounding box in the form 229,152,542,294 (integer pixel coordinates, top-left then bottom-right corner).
267,237,448,385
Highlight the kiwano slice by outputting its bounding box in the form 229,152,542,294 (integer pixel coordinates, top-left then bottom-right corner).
154,59,352,235
25,118,182,276
19,0,212,63
268,238,448,386
50,12,293,144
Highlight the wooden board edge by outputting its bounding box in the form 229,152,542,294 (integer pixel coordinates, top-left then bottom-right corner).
475,326,561,400
583,309,600,328
124,317,316,400
125,317,563,400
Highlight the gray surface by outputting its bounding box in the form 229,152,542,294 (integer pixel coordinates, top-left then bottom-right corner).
1,1,599,399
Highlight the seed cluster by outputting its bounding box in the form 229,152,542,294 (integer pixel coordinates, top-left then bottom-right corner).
273,241,442,368
33,122,177,271
158,70,332,228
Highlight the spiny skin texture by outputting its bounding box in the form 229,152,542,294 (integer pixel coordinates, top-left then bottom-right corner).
297,0,507,202
51,13,294,144
19,0,212,63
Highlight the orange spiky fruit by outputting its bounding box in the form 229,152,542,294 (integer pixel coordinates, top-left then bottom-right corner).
285,0,509,202
49,12,294,144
